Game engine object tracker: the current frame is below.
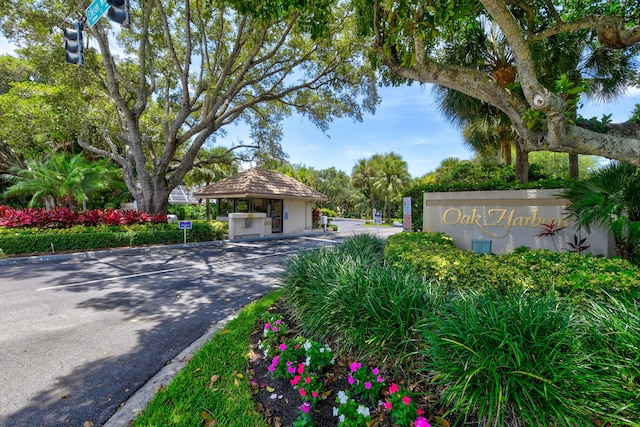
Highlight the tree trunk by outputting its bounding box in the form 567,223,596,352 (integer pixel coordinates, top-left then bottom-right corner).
515,142,529,184
568,153,579,179
502,137,512,166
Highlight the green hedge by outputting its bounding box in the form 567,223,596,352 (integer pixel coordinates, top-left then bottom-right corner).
0,221,228,256
385,232,640,300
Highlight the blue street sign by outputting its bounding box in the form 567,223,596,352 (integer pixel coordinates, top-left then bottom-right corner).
178,221,192,230
86,0,109,27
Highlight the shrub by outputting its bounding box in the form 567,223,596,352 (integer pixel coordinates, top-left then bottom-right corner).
0,206,167,228
0,221,227,255
385,233,640,300
319,207,337,218
283,235,439,364
424,290,599,426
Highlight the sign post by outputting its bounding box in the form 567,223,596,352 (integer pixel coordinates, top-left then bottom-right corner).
373,211,382,236
178,221,192,244
403,197,412,232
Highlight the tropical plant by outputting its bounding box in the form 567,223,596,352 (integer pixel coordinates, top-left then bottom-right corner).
560,162,640,260
351,158,379,218
372,152,411,220
2,153,116,210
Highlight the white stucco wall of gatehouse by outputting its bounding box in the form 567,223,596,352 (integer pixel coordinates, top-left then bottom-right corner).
282,199,314,235
423,189,615,256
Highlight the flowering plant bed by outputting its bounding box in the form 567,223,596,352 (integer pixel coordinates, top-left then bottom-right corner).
248,302,447,427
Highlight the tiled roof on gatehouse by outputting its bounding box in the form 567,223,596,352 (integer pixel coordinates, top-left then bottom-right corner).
193,169,328,201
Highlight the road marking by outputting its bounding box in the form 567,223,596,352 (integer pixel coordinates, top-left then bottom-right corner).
302,237,339,243
36,250,300,291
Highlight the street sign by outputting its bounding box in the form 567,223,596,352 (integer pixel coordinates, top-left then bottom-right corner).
86,0,109,27
178,221,192,230
374,212,382,225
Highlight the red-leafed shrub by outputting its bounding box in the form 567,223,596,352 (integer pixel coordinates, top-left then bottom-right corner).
121,209,152,225
79,209,102,226
50,207,80,228
0,206,169,229
100,209,125,226
150,213,168,223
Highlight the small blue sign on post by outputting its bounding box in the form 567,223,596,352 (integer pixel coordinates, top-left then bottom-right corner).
178,221,192,244
86,0,109,27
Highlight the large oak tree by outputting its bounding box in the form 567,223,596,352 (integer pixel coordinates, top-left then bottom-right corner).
350,0,640,166
1,0,377,213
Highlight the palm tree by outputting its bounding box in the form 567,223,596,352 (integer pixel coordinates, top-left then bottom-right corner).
433,21,528,179
2,152,113,210
560,162,640,260
351,158,378,218
372,152,411,220
184,147,238,220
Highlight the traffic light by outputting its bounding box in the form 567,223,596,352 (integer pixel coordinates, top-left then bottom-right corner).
63,22,84,65
107,0,130,28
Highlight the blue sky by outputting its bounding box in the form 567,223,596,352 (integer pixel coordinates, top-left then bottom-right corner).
2,36,639,178
223,83,640,178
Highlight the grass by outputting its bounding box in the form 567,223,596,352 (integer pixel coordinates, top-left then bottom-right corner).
132,290,283,427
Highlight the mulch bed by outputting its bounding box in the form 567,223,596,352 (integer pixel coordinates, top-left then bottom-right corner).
247,301,452,427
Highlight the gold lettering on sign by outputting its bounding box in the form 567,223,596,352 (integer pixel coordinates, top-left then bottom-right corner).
440,207,573,238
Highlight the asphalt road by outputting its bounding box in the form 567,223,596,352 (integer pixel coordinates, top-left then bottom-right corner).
0,235,347,427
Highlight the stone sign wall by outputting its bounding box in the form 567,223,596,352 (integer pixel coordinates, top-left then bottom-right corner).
423,189,614,256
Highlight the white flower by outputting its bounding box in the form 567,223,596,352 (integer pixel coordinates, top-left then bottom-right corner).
269,393,278,400
263,349,269,358
303,340,312,351
333,407,339,417
319,347,325,353
305,356,311,366
357,405,370,417
337,390,348,404
257,340,263,349
339,415,345,423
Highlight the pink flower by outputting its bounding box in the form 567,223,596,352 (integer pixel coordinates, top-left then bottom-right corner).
372,367,379,375
414,416,430,427
417,409,424,416
295,344,300,349
299,387,307,397
305,377,311,384
348,375,355,385
349,362,361,372
402,396,411,405
365,382,372,390
382,401,392,411
389,383,399,394
301,402,310,413
290,375,301,386
297,363,305,375
288,365,296,374
268,364,275,372
264,323,271,330
275,319,281,325
279,343,287,351
272,326,278,332
312,391,319,398
377,375,384,383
